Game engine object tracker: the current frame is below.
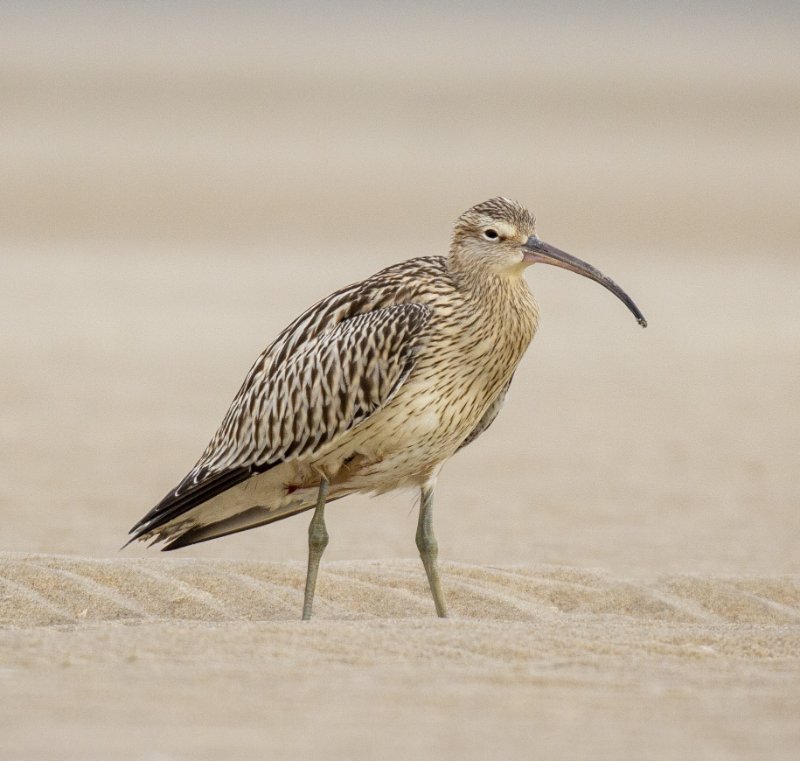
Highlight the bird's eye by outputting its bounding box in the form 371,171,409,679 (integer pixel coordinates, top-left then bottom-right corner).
483,229,499,240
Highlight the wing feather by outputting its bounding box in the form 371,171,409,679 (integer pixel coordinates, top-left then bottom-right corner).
128,298,432,543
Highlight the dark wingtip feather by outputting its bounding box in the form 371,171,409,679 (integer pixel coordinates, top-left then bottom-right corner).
127,466,255,545
160,499,328,551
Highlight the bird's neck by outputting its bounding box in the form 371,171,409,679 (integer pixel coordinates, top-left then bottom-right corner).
447,255,540,345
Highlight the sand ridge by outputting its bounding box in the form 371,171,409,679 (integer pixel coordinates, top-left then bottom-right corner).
2,554,799,630
2,554,799,760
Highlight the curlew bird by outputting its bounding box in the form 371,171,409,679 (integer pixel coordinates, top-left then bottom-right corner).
128,198,646,619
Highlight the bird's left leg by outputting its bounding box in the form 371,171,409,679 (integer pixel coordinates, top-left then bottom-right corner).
416,483,448,618
302,477,330,620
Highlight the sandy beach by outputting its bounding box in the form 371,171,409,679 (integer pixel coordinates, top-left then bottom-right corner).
2,554,799,760
1,3,799,759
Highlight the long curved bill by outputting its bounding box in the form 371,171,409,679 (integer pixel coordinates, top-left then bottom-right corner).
523,236,647,327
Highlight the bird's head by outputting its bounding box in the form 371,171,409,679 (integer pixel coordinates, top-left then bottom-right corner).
450,197,647,327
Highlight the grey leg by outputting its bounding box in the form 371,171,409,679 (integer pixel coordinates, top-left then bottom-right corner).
302,477,330,620
416,484,448,618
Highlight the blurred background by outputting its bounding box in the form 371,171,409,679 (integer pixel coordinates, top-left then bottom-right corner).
2,0,798,574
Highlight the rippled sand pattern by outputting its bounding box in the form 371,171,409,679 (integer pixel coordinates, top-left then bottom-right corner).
2,555,799,761
2,555,800,629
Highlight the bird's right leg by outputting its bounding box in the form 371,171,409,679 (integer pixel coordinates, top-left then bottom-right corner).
416,483,448,618
302,477,330,620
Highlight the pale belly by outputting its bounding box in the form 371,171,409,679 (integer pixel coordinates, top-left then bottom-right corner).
311,346,516,493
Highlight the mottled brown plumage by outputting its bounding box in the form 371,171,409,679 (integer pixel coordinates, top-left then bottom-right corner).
128,197,646,618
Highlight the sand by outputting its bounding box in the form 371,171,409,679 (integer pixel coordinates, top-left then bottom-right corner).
1,4,799,760
2,555,799,760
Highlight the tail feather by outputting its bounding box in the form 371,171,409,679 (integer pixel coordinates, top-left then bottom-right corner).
162,501,319,550
128,465,254,542
128,462,352,551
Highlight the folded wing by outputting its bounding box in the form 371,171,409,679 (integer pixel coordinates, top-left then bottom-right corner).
128,300,432,545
